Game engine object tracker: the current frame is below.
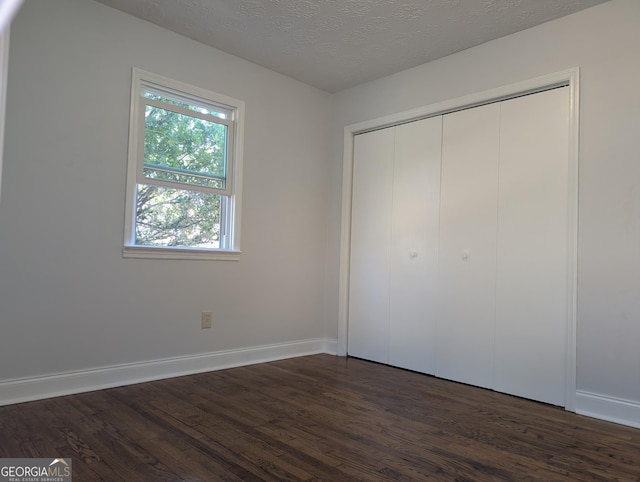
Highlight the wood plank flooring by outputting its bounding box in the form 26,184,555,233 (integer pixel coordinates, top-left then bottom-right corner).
1,354,639,481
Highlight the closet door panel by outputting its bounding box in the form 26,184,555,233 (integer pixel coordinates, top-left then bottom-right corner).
348,128,395,363
437,103,500,389
494,87,570,406
389,117,442,374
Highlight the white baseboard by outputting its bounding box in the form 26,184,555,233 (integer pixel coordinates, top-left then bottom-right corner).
575,390,640,429
0,338,339,406
322,337,338,355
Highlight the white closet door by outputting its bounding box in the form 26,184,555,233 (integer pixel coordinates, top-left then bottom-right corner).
494,87,570,406
388,117,442,374
348,128,395,363
437,103,500,389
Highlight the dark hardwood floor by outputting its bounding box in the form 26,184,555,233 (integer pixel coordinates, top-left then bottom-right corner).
1,354,639,481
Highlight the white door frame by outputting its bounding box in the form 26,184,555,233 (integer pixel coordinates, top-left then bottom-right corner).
0,27,10,204
0,0,23,35
0,0,24,204
338,68,580,411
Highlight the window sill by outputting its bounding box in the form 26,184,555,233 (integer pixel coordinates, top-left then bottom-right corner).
123,245,241,261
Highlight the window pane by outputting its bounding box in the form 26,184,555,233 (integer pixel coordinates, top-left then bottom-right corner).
135,184,221,248
144,104,227,189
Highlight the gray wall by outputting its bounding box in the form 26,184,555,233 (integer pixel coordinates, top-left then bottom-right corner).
0,0,332,379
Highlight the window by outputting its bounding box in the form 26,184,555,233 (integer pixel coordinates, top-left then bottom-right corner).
123,69,243,260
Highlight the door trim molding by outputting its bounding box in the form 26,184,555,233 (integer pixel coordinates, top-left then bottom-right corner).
338,68,580,412
0,28,10,205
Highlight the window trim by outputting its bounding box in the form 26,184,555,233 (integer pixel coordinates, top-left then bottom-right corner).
123,68,244,260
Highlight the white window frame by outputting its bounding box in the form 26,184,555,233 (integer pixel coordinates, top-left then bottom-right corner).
123,68,244,260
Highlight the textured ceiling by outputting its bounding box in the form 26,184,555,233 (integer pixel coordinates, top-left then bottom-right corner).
94,0,609,92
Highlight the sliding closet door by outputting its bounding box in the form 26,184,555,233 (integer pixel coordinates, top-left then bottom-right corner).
437,104,500,389
388,117,442,374
348,128,395,363
494,87,570,406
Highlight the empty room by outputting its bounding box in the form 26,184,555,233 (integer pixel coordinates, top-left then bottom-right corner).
0,0,639,480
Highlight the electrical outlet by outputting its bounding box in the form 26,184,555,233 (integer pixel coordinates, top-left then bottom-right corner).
201,311,212,329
